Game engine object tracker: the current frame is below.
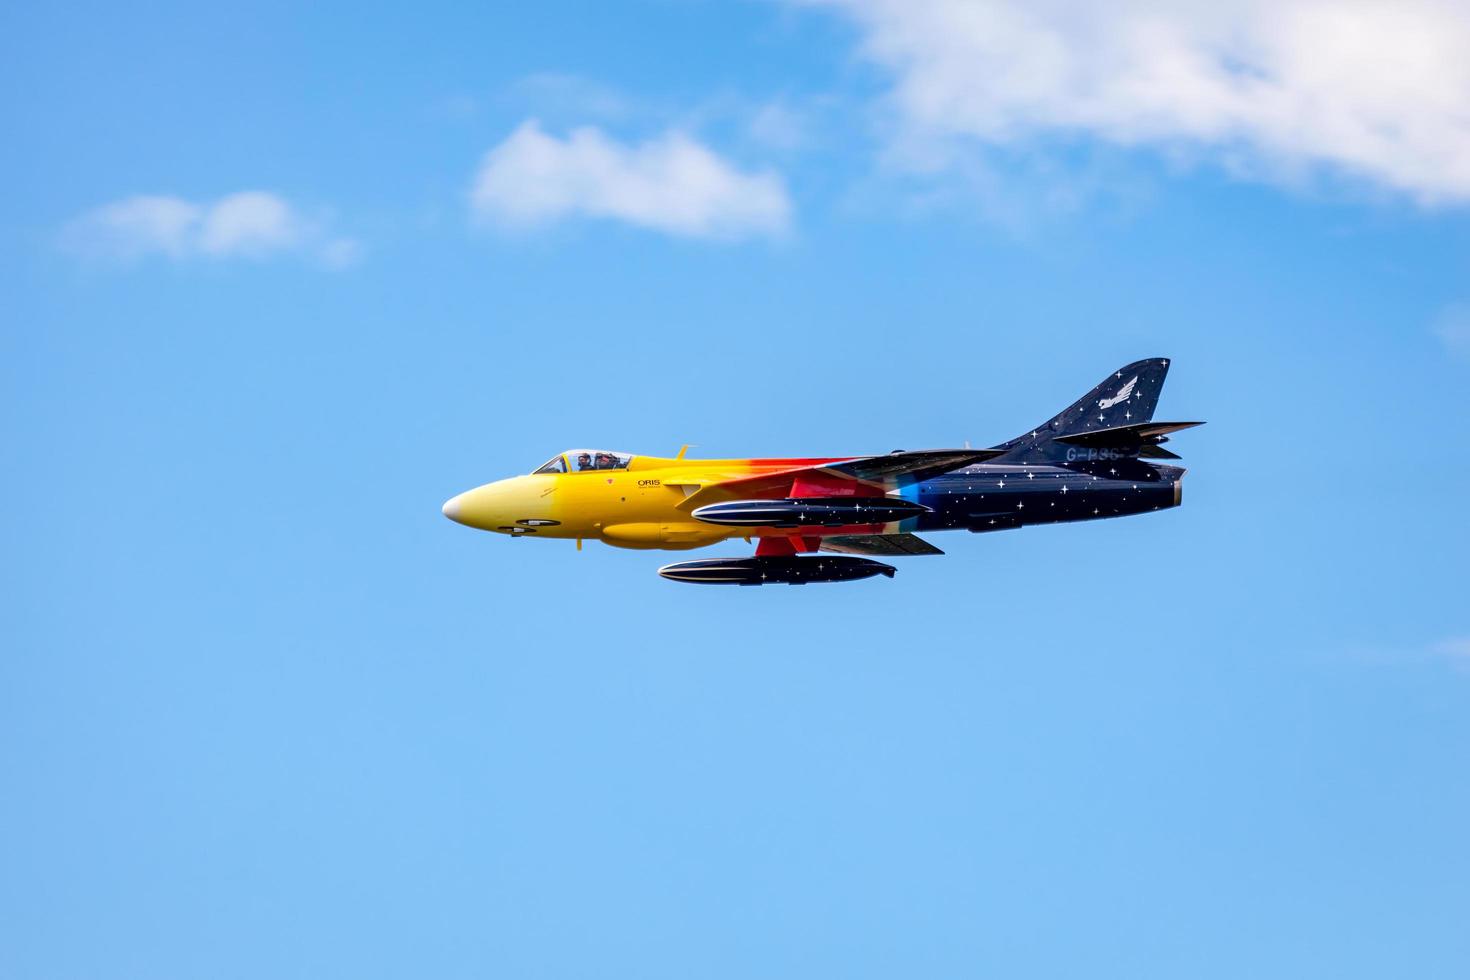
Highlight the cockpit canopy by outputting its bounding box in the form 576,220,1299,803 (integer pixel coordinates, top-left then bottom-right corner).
533,449,633,474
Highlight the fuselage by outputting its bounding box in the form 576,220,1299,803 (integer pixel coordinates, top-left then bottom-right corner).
441,450,1183,550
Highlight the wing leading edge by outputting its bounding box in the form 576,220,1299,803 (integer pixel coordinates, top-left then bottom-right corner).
677,448,1001,511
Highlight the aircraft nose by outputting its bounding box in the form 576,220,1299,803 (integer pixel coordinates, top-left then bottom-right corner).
440,480,525,530
442,491,470,525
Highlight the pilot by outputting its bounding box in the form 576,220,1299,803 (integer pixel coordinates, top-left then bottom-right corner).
576,452,592,471
595,452,616,469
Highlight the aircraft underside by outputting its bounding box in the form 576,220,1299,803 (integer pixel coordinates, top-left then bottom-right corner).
658,462,1184,584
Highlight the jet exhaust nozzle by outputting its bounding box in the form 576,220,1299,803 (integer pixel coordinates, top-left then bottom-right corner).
691,497,929,528
657,555,896,586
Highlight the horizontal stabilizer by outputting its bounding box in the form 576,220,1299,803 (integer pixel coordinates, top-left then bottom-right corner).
820,533,944,557
1055,421,1204,448
1137,444,1182,460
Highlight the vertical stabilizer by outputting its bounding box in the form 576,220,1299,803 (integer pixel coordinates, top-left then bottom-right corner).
992,358,1172,461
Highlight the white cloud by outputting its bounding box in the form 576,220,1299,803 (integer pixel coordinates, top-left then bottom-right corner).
808,0,1470,204
470,120,792,240
68,195,204,259
64,191,360,266
502,72,840,159
1433,304,1470,359
197,191,301,256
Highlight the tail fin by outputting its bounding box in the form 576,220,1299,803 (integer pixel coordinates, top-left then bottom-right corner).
992,358,1175,461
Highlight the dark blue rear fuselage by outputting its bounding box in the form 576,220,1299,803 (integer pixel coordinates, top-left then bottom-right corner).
901,460,1183,534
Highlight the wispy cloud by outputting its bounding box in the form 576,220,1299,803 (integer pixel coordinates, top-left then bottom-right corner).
1432,636,1470,658
806,0,1470,205
63,191,360,267
1431,637,1470,671
1349,636,1470,673
745,101,811,152
1433,304,1470,360
508,72,634,123
470,120,792,240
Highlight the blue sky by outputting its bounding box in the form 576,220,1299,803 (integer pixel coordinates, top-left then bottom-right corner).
5,2,1470,977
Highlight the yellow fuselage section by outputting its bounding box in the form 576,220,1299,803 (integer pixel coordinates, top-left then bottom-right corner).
441,453,843,550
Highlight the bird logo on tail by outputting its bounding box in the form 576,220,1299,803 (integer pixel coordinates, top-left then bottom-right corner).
1097,376,1137,410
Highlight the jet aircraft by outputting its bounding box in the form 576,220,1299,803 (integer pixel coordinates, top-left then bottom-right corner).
442,358,1202,585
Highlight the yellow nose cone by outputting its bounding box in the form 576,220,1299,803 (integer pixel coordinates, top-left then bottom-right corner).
441,478,541,532
442,491,472,526
442,485,503,528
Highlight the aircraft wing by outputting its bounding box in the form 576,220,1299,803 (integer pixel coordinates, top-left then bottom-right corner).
823,449,1003,484
819,533,945,557
676,449,1001,511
